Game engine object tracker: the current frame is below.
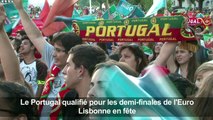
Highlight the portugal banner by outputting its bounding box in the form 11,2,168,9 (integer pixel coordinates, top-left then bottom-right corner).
72,16,196,42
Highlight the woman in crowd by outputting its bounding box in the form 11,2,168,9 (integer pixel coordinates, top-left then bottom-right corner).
167,42,199,83
193,73,213,120
193,62,213,119
175,42,198,82
194,62,213,90
119,44,148,75
111,42,130,55
109,42,131,61
164,42,199,97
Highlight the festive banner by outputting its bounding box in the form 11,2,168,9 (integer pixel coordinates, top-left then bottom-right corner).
72,16,196,42
102,5,122,20
116,0,136,17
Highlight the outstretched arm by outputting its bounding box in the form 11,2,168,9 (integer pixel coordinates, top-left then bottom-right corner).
154,42,177,68
0,4,24,84
13,0,47,53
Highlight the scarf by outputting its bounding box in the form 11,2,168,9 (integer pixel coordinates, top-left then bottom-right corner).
38,64,70,120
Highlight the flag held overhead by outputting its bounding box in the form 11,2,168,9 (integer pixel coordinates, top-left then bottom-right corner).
41,0,78,36
145,0,166,17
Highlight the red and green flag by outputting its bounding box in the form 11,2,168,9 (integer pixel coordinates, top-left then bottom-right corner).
41,0,78,36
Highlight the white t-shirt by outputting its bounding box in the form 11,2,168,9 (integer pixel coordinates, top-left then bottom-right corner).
20,60,38,95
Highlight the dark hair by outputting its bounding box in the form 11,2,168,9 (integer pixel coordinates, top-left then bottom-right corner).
11,38,22,53
168,73,195,98
21,35,33,46
109,54,120,61
21,35,37,53
175,51,198,83
69,44,107,77
195,26,204,32
0,81,38,119
150,42,164,62
53,32,82,53
187,53,198,83
96,42,109,55
150,48,157,62
16,30,26,36
119,45,148,73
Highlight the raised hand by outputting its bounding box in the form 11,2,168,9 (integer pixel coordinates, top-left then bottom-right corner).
13,0,24,10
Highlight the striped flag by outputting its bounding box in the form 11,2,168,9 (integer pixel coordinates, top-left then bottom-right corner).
39,0,50,22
